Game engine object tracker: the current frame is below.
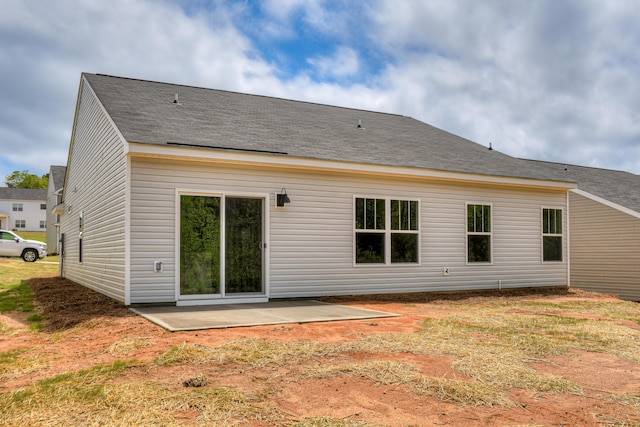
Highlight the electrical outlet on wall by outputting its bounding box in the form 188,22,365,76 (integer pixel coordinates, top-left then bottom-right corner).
443,267,450,276
154,261,163,272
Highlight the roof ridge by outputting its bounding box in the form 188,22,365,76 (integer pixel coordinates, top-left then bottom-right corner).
88,73,407,119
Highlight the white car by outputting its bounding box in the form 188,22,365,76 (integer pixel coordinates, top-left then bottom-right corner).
0,230,47,262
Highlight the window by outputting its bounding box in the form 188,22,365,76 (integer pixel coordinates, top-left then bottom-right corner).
13,203,23,212
15,220,26,229
40,203,47,210
355,197,419,264
1,231,15,240
542,208,563,261
467,204,491,263
40,221,46,229
79,211,84,263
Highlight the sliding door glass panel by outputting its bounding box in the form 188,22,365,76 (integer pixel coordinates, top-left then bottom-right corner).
180,195,221,295
225,197,263,294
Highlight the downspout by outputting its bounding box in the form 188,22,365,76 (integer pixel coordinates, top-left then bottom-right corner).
566,190,571,289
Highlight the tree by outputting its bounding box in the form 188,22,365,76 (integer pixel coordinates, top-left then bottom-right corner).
5,170,48,189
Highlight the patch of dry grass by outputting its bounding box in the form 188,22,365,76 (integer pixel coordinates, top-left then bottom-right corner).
0,348,47,380
613,390,640,412
0,359,285,426
107,336,152,357
291,416,385,426
306,360,509,406
155,338,337,368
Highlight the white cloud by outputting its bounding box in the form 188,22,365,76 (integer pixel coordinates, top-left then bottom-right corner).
0,0,277,180
307,46,360,79
365,0,640,172
1,0,639,182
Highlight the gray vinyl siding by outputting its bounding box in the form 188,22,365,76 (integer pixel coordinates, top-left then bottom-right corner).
60,79,128,302
569,191,640,300
129,157,568,303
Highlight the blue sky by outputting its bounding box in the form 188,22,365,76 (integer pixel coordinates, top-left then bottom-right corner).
1,0,640,183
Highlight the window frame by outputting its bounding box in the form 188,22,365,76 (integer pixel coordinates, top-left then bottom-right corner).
353,196,421,266
541,207,564,263
465,202,493,265
79,211,84,263
13,203,23,212
14,219,26,229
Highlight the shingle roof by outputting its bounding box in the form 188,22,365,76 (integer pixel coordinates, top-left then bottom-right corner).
0,187,47,201
522,159,640,213
82,73,572,184
49,165,66,191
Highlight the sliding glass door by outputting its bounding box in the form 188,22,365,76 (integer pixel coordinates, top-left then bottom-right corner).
179,194,264,299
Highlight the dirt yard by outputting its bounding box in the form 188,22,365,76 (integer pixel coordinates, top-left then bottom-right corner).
2,276,640,426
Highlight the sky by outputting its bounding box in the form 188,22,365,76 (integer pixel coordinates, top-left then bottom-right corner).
1,0,639,184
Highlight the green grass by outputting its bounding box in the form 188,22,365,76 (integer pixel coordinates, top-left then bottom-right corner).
10,231,46,242
0,259,59,330
0,282,36,313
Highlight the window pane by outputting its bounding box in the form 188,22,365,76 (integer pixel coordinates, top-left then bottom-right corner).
376,199,385,229
391,233,418,263
400,200,409,230
483,205,491,232
356,233,385,263
554,210,562,234
365,199,375,229
355,198,364,230
467,205,475,232
468,235,491,263
543,209,550,234
391,200,399,230
180,195,221,295
410,201,418,231
543,236,563,261
475,206,483,232
225,197,263,294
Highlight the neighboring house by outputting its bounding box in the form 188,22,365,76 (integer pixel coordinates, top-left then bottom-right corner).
0,187,47,232
59,73,577,306
46,165,66,254
522,160,640,301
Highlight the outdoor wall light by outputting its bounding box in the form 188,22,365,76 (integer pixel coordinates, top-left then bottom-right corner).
276,188,291,207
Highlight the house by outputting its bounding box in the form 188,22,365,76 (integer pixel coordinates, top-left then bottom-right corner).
46,165,66,254
522,160,640,301
59,73,577,306
0,187,47,232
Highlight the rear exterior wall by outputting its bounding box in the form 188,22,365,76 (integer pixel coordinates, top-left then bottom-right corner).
129,157,569,304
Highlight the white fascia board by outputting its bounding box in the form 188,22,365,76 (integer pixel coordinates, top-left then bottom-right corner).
127,142,577,190
571,188,640,219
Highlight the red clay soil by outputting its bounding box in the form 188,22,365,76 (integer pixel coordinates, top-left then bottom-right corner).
1,277,639,426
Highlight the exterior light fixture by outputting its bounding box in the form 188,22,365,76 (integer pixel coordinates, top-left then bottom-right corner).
276,188,291,207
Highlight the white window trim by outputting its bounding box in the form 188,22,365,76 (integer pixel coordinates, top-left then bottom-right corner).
541,207,565,263
465,202,493,265
353,195,421,267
